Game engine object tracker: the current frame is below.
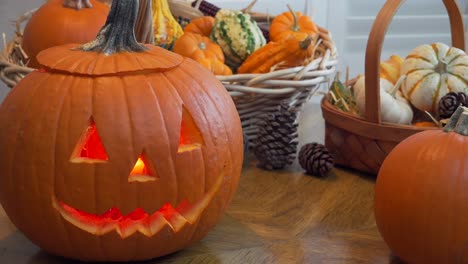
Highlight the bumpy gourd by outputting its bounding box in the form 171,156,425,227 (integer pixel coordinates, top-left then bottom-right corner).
210,9,266,69
401,42,468,113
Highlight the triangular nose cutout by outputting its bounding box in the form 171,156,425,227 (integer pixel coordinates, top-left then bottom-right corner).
71,118,109,163
129,153,157,183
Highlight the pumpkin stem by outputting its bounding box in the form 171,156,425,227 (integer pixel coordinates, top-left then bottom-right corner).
444,106,468,136
388,75,406,97
435,61,448,74
63,0,92,10
199,42,207,51
287,5,300,32
79,0,147,55
299,36,313,50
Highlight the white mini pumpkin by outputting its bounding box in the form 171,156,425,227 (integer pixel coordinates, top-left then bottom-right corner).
354,76,413,125
401,42,468,113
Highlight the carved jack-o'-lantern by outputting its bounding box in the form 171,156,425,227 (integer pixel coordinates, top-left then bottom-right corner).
0,1,243,262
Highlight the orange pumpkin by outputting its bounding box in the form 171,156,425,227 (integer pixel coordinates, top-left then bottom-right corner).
413,121,438,127
0,1,243,262
184,16,215,37
375,106,468,264
269,5,318,42
174,32,232,75
22,0,109,68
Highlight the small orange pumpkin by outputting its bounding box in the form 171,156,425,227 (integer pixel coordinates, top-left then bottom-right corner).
184,16,215,37
174,33,232,75
22,0,109,68
269,5,318,42
375,106,468,264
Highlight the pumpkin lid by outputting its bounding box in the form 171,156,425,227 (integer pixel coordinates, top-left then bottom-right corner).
36,0,183,76
37,44,183,75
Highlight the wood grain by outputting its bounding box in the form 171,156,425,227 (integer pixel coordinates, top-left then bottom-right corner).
0,156,401,264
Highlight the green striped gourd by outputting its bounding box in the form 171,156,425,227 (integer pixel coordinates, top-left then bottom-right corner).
210,9,266,70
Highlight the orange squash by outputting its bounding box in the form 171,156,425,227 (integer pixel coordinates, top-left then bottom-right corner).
0,1,243,261
375,106,468,264
174,32,232,75
413,121,438,127
269,5,318,42
22,0,109,68
237,36,314,74
184,16,215,37
380,55,404,84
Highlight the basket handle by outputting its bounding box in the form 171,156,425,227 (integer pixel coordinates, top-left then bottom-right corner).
364,0,465,124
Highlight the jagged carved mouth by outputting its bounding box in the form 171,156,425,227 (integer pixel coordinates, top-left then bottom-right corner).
52,174,223,238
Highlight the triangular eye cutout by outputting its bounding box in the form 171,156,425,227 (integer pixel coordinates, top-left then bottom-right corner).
129,152,158,183
178,107,204,153
70,118,109,163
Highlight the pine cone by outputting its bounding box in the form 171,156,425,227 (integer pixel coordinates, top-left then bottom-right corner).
438,92,468,119
298,143,334,177
254,104,298,170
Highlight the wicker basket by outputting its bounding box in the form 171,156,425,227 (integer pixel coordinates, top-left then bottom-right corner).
217,27,337,145
175,1,338,146
1,0,338,148
321,0,465,175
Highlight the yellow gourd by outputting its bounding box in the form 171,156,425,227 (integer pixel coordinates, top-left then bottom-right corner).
152,0,183,49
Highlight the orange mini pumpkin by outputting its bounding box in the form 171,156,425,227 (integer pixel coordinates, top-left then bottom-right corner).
413,121,438,127
375,106,468,264
22,0,109,68
184,16,215,37
0,1,243,262
238,36,314,74
269,5,318,42
174,32,232,75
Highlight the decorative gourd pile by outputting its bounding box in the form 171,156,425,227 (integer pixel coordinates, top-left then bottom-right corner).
329,42,468,126
170,5,321,76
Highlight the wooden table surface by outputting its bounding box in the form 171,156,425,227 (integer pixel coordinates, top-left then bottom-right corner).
0,156,403,264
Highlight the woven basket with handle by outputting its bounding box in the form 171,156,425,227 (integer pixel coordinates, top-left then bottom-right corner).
321,0,465,175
